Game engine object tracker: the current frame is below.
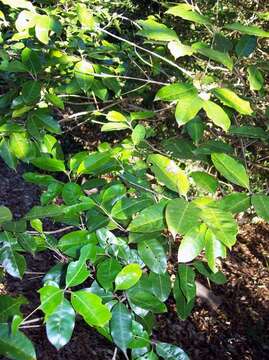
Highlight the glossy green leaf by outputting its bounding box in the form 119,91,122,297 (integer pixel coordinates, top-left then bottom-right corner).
110,303,132,351
101,122,129,132
175,95,203,126
137,19,179,42
213,88,253,115
0,138,17,170
0,235,26,279
178,224,206,263
38,285,64,319
166,198,201,238
154,83,197,102
62,182,83,205
46,299,75,350
211,153,249,189
251,194,269,221
166,4,211,25
9,133,32,160
71,290,111,327
149,272,171,302
115,263,142,290
224,22,269,38
193,261,227,285
247,65,264,91
97,258,122,290
138,239,167,274
0,323,36,360
156,342,189,360
128,202,166,233
127,288,167,313
178,264,196,303
203,100,231,131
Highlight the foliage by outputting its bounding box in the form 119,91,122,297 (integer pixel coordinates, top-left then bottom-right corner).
0,0,268,359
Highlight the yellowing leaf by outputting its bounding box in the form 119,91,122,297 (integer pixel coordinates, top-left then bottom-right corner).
213,88,253,115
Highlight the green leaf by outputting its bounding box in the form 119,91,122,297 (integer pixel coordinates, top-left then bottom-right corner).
229,126,268,140
127,288,167,313
205,229,226,273
148,154,188,193
1,0,34,10
156,342,189,360
71,290,111,327
0,295,27,322
201,206,238,248
251,194,269,221
0,139,17,170
137,19,179,42
149,272,171,302
9,133,32,160
175,95,203,126
38,285,64,319
132,124,146,145
0,323,36,360
138,239,167,274
155,83,197,102
101,122,129,132
35,15,53,44
33,110,61,134
186,117,205,144
128,202,166,233
178,224,206,263
190,171,218,193
106,111,127,122
166,4,211,25
25,204,65,220
173,275,194,320
74,60,94,92
178,264,196,303
21,81,41,104
211,153,249,189
129,320,150,349
247,65,264,91
168,40,194,59
97,258,122,291
193,261,227,285
166,198,201,238
46,299,75,350
0,206,12,224
31,157,66,172
0,235,26,279
62,183,83,205
192,42,233,70
218,193,250,214
213,88,253,115
235,35,257,57
111,197,153,221
77,3,95,30
66,244,95,287
224,22,269,38
45,93,64,110
110,303,132,351
203,100,231,131
115,263,142,291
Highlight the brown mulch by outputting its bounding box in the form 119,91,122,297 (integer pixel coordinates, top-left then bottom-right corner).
0,160,269,360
